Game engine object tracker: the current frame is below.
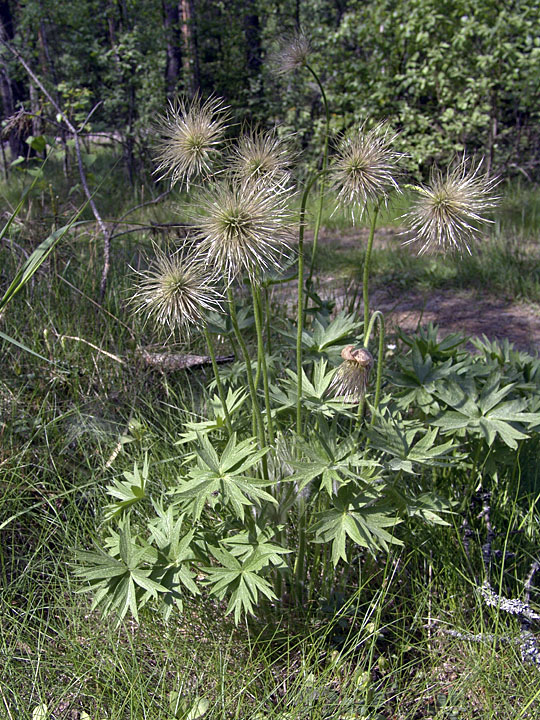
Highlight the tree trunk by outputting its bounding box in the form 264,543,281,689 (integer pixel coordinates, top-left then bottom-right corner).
180,0,200,95
163,0,182,99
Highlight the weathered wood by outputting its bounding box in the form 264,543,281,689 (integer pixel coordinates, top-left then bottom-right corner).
137,347,234,371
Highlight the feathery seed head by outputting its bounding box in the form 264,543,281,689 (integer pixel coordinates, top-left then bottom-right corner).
403,159,499,255
272,32,311,75
193,180,295,285
130,243,222,337
330,123,402,221
329,345,374,403
230,129,293,185
153,94,229,188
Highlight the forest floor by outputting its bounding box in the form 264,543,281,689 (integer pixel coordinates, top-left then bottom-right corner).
309,226,540,353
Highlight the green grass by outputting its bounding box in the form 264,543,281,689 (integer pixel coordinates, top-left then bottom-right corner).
2,162,540,719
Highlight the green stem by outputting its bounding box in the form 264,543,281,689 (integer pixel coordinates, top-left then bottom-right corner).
203,325,233,437
293,494,307,604
297,175,319,439
227,288,265,449
362,204,380,341
264,285,272,355
252,283,275,444
359,310,385,425
305,63,330,293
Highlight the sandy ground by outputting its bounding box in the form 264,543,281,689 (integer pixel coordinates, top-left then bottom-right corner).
302,228,540,355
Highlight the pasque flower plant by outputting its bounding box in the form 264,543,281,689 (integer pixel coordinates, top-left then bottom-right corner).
77,39,518,629
330,123,402,221
130,242,222,337
230,128,293,185
193,179,295,286
154,94,229,187
403,158,499,254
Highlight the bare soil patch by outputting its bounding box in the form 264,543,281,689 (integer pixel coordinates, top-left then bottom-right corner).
311,227,540,354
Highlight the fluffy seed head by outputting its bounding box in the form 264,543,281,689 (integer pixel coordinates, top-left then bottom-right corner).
153,94,229,188
193,180,295,285
329,345,374,403
130,243,222,337
230,129,293,185
403,159,499,255
272,32,311,75
330,124,402,221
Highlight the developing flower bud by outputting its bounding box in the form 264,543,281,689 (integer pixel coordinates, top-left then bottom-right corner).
329,345,374,403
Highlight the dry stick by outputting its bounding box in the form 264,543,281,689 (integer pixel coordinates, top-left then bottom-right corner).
2,42,112,298
49,329,126,364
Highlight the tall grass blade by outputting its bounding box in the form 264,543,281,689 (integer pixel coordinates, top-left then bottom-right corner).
0,157,48,245
0,329,55,365
0,220,85,314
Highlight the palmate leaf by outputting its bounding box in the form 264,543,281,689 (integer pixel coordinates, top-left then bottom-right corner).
173,433,274,521
290,427,377,495
389,347,460,411
206,305,254,336
310,486,402,566
367,413,458,473
307,312,358,353
271,359,355,418
278,311,358,359
177,388,249,445
203,546,277,624
221,523,291,567
147,502,200,617
385,485,452,526
397,323,466,360
433,374,540,449
103,454,149,520
76,518,167,625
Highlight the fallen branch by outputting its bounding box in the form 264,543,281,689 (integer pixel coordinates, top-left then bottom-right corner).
137,347,234,371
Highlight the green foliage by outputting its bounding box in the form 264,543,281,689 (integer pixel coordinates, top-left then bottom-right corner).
311,485,403,565
103,454,148,520
308,0,540,174
4,0,539,180
75,317,540,624
174,433,274,521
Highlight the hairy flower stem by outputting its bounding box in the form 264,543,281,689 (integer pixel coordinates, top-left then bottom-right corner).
297,174,320,439
305,64,330,294
361,311,385,424
227,288,266,452
292,178,322,603
203,325,233,436
252,283,275,444
264,286,272,355
362,203,380,340
293,497,307,604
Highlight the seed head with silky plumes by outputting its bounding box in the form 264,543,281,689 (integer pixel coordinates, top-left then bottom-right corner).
403,159,499,255
330,124,402,221
230,129,293,185
130,243,222,338
154,94,229,188
272,32,311,75
193,180,294,285
329,345,374,403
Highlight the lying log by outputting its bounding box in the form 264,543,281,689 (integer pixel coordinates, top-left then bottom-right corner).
137,347,234,371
